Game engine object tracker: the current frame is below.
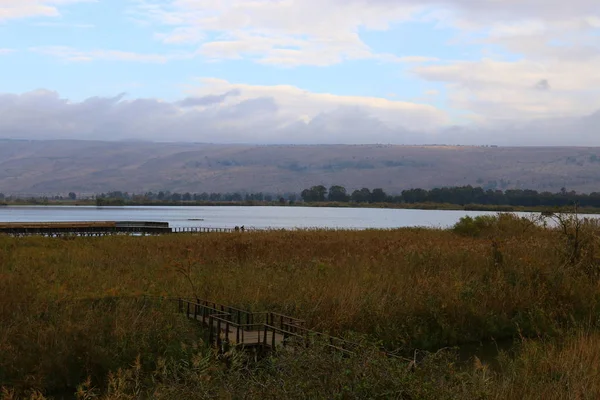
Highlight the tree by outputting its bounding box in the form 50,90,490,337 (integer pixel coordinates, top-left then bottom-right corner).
253,192,265,201
231,193,243,202
351,188,371,203
371,188,387,203
313,186,327,201
328,185,349,202
171,192,182,202
301,189,312,202
301,185,328,202
68,192,77,200
401,188,428,203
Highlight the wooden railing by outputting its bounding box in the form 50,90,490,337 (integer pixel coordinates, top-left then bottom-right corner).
177,298,387,357
0,222,252,236
172,227,235,233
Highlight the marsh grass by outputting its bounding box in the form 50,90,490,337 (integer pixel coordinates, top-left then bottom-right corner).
8,334,600,400
0,298,202,395
3,214,600,398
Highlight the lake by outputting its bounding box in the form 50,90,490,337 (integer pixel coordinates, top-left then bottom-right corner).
0,205,537,230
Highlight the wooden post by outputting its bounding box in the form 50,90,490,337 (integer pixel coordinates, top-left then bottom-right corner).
209,316,214,343
217,319,222,348
263,325,268,346
225,320,230,344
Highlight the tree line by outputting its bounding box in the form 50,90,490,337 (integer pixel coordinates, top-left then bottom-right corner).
300,185,600,208
94,191,298,206
4,185,600,208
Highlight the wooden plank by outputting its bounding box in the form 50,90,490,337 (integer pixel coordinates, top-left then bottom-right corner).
187,310,285,347
0,221,117,229
0,221,173,236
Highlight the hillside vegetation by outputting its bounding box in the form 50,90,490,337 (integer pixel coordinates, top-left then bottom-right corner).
3,213,600,398
2,139,600,194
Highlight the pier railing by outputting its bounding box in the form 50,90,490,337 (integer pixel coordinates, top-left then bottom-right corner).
0,221,251,236
176,298,390,357
172,227,234,233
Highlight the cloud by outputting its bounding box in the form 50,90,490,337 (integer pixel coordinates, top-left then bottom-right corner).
134,0,599,66
0,49,14,55
177,90,241,107
30,46,189,63
5,0,599,135
185,77,447,131
0,82,447,144
534,79,550,91
0,0,93,21
0,83,598,145
129,0,599,123
135,0,417,66
408,1,599,122
437,0,598,25
414,57,600,120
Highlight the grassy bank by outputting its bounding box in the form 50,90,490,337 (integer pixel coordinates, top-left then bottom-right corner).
4,198,600,214
2,213,600,398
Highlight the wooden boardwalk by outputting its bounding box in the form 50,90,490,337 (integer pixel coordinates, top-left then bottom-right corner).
0,221,237,237
177,298,360,353
190,313,285,347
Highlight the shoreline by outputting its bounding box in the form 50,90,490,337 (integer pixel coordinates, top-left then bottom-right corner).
1,200,596,214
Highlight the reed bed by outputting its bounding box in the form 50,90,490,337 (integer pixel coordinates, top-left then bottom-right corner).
2,213,600,398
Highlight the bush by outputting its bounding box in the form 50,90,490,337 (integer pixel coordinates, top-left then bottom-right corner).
453,215,498,237
452,213,539,238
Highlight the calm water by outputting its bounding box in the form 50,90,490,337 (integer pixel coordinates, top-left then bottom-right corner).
0,205,536,230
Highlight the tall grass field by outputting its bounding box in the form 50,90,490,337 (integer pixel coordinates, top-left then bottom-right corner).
2,212,600,399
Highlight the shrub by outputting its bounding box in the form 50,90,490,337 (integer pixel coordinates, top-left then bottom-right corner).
453,213,539,238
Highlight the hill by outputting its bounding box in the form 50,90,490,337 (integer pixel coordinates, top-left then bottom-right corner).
1,139,599,195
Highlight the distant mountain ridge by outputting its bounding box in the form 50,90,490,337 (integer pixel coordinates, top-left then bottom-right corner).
0,139,599,195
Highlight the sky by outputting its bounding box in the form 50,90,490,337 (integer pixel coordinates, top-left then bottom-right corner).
0,0,599,145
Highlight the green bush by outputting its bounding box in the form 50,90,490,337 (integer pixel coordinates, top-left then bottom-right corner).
453,213,538,238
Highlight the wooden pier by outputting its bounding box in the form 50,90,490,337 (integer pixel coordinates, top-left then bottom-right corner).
172,227,234,234
177,298,363,354
0,222,237,236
